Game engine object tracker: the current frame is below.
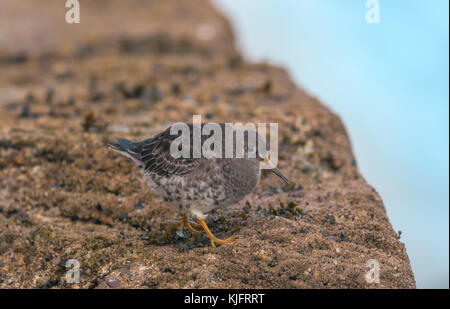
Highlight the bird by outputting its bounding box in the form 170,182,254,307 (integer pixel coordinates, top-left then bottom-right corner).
108,123,290,247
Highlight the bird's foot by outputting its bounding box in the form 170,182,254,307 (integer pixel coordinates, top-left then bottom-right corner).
197,217,236,248
178,213,202,235
208,235,236,248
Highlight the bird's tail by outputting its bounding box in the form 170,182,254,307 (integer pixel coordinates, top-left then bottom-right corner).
108,138,144,166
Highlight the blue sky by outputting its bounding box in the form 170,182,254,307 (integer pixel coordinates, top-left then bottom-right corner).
215,0,449,288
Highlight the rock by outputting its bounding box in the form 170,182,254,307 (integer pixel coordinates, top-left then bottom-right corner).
0,0,415,289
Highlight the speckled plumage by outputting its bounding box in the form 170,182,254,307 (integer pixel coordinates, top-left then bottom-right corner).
108,124,262,218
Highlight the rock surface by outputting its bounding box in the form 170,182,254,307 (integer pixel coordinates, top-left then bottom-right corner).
0,0,415,288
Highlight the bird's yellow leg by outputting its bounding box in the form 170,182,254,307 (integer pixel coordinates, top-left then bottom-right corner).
187,216,202,229
178,213,202,235
197,218,236,248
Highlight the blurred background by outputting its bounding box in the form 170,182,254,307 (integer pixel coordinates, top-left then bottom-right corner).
215,0,449,288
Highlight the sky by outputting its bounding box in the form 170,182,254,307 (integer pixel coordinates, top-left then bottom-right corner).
214,0,449,288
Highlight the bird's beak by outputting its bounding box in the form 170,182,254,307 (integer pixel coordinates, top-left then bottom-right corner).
264,157,290,185
271,167,291,184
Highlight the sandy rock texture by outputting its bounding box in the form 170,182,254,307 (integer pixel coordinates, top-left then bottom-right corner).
0,0,415,288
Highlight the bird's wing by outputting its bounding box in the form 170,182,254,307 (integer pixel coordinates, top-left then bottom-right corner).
139,128,201,177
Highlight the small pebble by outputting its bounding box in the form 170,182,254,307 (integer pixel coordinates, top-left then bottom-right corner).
256,205,263,214
176,231,185,238
118,213,129,222
106,277,121,289
20,105,31,118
